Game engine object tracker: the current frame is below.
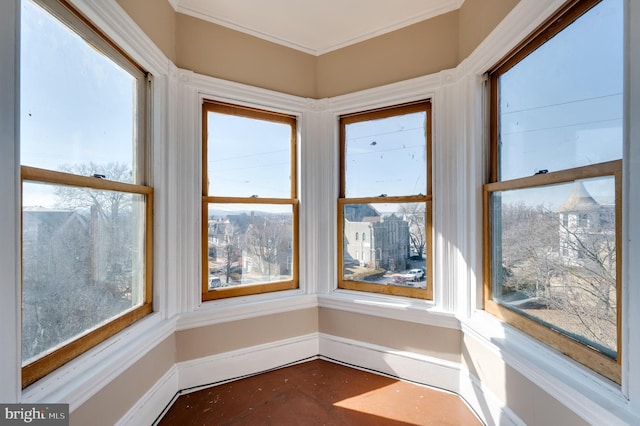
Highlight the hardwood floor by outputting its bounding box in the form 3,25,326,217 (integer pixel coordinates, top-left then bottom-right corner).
157,359,482,425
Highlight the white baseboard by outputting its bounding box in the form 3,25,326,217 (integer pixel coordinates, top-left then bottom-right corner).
458,370,525,426
118,332,319,425
318,333,461,393
176,333,320,391
117,365,179,426
118,332,523,426
318,333,524,426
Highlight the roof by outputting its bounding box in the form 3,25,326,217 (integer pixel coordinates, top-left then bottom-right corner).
558,182,601,212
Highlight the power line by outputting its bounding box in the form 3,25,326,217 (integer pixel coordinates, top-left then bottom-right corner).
212,161,290,173
501,117,622,137
347,143,425,157
209,148,289,163
346,125,424,142
501,93,622,115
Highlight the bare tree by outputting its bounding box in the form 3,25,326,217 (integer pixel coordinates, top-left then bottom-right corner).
550,210,617,349
245,215,288,281
221,222,242,284
399,203,426,258
500,203,559,298
22,162,138,362
498,202,617,353
54,162,135,291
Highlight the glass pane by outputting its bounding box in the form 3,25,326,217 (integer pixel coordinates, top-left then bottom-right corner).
20,0,137,182
342,203,427,289
22,182,147,364
206,204,294,288
345,111,427,198
207,113,293,198
498,0,623,180
490,176,617,358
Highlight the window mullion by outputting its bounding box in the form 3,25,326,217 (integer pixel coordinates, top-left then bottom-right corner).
22,166,151,195
485,160,622,192
204,196,297,205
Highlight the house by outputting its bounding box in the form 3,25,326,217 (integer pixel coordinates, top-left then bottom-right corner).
558,181,616,261
344,211,410,270
208,212,293,282
1,0,640,425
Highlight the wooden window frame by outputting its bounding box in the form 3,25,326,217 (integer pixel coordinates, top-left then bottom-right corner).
484,0,622,383
201,101,299,301
21,168,153,388
338,101,433,300
20,0,152,388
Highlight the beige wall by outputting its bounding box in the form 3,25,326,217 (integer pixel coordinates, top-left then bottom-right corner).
68,309,316,424
175,14,317,98
462,334,589,426
176,308,318,361
70,334,176,426
319,308,462,363
458,0,520,61
316,12,459,98
116,0,176,62
115,0,519,98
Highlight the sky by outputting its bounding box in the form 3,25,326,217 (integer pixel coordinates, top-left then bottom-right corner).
20,0,136,206
207,113,292,199
345,111,427,199
20,0,624,213
498,0,623,209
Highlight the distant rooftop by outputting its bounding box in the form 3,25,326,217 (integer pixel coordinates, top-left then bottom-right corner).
558,182,601,212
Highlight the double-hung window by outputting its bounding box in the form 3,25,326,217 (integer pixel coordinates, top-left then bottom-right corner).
20,0,152,387
202,101,298,300
484,0,623,382
338,102,433,299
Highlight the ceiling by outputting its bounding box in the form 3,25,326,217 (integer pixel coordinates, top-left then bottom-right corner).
168,0,465,55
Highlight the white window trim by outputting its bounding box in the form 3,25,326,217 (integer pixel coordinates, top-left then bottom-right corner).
22,314,174,411
175,70,314,322
623,0,640,413
0,0,21,403
461,311,634,425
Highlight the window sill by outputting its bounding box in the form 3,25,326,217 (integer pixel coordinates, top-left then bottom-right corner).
461,311,637,426
318,290,459,329
177,290,317,331
21,312,175,412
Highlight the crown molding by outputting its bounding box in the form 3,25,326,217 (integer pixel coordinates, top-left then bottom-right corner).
167,0,179,11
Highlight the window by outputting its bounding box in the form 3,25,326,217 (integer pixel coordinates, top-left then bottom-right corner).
485,0,622,383
20,0,152,387
578,212,589,227
202,101,298,300
338,101,432,299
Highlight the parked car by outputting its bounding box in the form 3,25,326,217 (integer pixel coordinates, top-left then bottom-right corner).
405,269,425,281
208,276,222,290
